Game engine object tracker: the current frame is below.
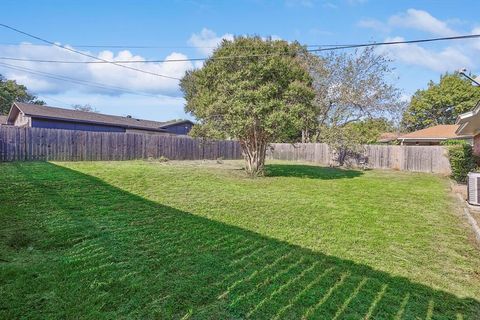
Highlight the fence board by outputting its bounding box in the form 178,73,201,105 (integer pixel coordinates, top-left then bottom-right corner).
0,127,243,163
267,143,451,174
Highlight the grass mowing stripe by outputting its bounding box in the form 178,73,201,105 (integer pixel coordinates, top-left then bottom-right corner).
246,261,321,318
332,277,368,320
302,272,350,319
272,267,335,320
364,284,388,319
225,251,293,302
395,293,410,320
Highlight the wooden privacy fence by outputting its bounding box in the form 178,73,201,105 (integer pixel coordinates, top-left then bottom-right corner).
267,143,451,174
0,127,242,162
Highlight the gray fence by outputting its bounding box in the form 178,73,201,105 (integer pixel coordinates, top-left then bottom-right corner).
0,127,452,174
267,143,451,174
0,127,242,162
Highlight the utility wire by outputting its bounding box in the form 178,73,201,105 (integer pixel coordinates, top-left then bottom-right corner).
0,23,180,80
0,33,479,64
0,61,184,100
0,42,353,49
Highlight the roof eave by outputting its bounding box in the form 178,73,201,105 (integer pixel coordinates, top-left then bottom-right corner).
27,114,168,132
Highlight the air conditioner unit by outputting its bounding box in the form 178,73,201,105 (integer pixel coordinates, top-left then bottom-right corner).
467,172,480,206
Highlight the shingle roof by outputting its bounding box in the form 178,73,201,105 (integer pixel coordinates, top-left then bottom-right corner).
0,115,7,125
398,125,470,140
12,102,193,132
378,132,399,143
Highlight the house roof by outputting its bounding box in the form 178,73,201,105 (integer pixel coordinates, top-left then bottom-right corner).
8,102,194,132
0,115,7,125
398,124,471,141
378,132,399,143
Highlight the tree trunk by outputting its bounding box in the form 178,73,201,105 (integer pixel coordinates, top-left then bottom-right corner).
337,147,347,166
240,139,268,177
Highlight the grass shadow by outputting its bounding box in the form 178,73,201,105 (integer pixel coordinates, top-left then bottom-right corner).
265,163,364,180
0,162,478,319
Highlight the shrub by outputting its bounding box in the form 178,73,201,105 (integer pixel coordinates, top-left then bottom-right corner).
442,140,476,183
158,156,169,163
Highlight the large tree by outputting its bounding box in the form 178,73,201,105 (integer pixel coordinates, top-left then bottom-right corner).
301,48,403,164
181,37,317,176
0,75,44,115
402,73,480,132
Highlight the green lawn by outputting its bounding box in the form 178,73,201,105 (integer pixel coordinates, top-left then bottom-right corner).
1,160,479,319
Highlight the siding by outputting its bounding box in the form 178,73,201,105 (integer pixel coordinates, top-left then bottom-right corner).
474,134,480,156
14,112,30,127
162,123,193,135
31,117,126,132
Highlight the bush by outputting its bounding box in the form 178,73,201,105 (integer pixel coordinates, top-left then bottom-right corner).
442,140,476,183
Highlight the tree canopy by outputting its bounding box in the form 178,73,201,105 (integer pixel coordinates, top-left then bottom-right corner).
0,75,44,115
180,37,317,176
401,73,480,132
301,48,403,164
72,104,98,113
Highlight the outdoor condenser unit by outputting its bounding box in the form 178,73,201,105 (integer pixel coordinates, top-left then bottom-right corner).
467,172,480,206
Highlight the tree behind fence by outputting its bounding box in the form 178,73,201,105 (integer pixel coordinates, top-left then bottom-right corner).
0,127,242,162
267,143,451,174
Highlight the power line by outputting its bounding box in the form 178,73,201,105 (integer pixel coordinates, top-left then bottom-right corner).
0,61,184,100
309,34,480,52
0,42,351,49
0,33,479,64
0,23,181,80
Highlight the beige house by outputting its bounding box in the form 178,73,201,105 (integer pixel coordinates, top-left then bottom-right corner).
456,101,480,155
397,124,472,146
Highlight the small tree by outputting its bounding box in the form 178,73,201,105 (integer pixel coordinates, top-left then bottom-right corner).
300,47,403,165
0,75,44,115
72,104,98,113
181,37,317,176
442,140,477,183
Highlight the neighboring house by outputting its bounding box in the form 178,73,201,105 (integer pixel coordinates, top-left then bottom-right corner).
456,101,480,155
397,124,472,146
4,102,194,135
0,115,7,126
377,132,399,144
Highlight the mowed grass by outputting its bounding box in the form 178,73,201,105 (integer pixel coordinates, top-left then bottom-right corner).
0,160,479,319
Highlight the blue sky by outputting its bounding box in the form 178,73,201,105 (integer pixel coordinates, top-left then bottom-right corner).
1,0,480,121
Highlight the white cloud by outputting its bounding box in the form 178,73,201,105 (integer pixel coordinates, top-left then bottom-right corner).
379,37,472,72
471,27,480,51
0,43,192,96
187,28,234,55
357,19,389,33
388,9,458,37
347,0,367,5
285,0,315,7
40,91,188,122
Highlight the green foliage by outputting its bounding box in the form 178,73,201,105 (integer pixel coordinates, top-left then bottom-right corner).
442,139,476,183
300,47,403,143
1,161,479,318
319,118,394,165
0,75,44,115
180,37,317,175
72,104,98,113
402,73,480,132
